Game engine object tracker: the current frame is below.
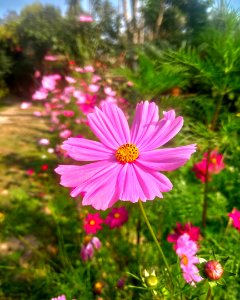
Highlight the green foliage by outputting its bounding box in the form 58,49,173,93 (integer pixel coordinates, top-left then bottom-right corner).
0,50,12,98
117,51,187,98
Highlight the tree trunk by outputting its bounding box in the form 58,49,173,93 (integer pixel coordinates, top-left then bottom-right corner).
154,0,164,40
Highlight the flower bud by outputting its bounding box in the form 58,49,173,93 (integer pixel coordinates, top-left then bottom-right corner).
146,275,159,288
204,260,224,280
142,269,159,288
94,281,104,294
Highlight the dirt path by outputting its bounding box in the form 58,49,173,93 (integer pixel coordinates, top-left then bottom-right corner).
0,96,49,193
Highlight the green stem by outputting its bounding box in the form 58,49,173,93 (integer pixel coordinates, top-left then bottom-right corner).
202,149,211,228
138,201,174,290
206,284,212,300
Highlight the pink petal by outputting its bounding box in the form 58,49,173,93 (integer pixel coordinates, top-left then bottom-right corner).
79,162,123,210
117,162,172,202
87,103,130,149
117,164,148,202
130,101,159,147
62,137,113,161
142,116,183,151
138,145,196,171
55,161,112,187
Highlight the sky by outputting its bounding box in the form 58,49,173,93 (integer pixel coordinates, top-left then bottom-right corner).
0,0,239,18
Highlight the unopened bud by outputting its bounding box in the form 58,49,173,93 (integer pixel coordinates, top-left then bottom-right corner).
146,275,158,287
204,260,224,280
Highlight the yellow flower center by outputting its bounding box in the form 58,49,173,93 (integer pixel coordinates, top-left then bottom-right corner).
181,254,189,266
211,158,217,164
114,213,121,219
115,143,139,163
89,220,96,226
83,236,92,245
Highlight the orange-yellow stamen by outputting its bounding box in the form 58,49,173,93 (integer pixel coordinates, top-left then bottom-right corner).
211,158,217,164
114,213,121,219
115,143,139,163
89,220,96,226
181,254,189,266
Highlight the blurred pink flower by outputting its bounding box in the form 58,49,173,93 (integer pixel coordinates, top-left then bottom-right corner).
51,296,66,300
88,84,100,93
38,138,50,146
48,148,55,154
192,150,225,183
79,15,93,22
84,65,95,72
32,88,48,100
167,222,201,249
42,75,60,91
65,76,76,84
127,81,134,87
75,67,84,72
92,75,101,83
26,169,34,176
73,90,85,102
20,102,31,109
64,86,75,95
63,110,75,117
33,111,42,117
176,234,203,285
104,86,116,97
228,208,240,231
44,54,58,61
80,236,101,262
55,101,196,210
78,94,96,114
59,129,72,139
34,70,41,78
105,207,128,229
84,213,104,234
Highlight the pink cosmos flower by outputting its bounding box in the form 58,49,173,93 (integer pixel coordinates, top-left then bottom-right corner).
42,75,61,91
44,54,58,61
79,15,93,22
59,129,72,139
80,236,101,262
92,75,101,83
65,76,76,84
192,150,225,183
78,94,96,114
105,207,129,229
84,213,104,234
34,70,41,78
75,67,84,72
32,88,48,100
176,234,203,285
38,138,50,146
104,87,116,97
73,90,85,102
48,148,55,154
26,169,34,176
63,110,75,117
167,222,201,248
20,102,31,109
55,101,196,210
127,81,134,87
33,111,42,117
84,65,95,73
88,84,100,93
228,208,240,231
